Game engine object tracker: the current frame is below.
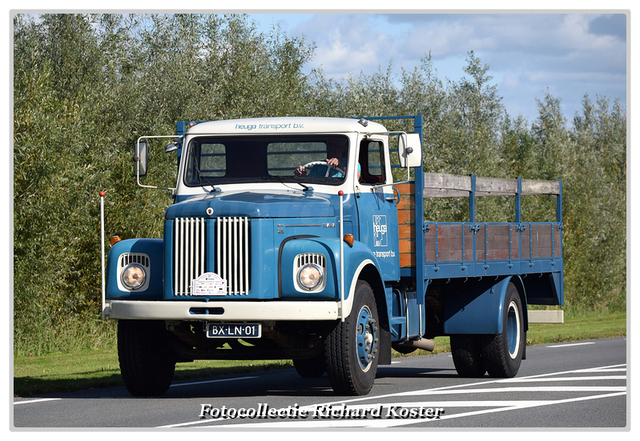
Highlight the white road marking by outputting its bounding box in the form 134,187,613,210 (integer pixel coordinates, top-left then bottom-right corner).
546,342,595,348
495,363,626,382
170,375,258,388
159,363,627,429
394,386,626,396
186,392,627,429
497,375,626,382
14,398,61,405
13,376,259,409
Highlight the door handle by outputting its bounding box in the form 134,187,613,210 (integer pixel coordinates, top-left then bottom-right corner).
386,187,400,204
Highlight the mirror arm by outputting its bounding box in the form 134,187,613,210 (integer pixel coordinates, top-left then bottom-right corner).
135,135,180,192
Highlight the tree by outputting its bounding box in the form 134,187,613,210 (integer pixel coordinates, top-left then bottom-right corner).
563,95,626,312
13,13,627,355
12,13,319,355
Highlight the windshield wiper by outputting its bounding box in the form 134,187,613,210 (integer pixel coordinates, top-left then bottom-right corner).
197,172,218,193
296,182,313,191
189,149,218,193
259,176,313,192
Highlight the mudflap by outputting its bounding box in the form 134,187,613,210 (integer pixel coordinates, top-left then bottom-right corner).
377,326,392,365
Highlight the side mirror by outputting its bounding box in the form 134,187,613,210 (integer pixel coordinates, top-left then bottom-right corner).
135,140,148,177
165,139,179,153
132,135,178,193
398,133,422,168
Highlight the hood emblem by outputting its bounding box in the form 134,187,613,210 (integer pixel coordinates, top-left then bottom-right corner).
206,207,214,216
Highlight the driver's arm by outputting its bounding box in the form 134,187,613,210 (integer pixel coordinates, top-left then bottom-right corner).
294,165,307,177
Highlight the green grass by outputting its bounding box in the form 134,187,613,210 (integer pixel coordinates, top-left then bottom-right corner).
394,312,627,359
13,352,294,397
13,313,626,397
526,312,627,345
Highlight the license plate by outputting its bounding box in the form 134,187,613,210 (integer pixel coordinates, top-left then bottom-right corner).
206,323,262,338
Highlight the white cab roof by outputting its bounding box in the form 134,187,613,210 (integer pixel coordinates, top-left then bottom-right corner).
185,117,388,136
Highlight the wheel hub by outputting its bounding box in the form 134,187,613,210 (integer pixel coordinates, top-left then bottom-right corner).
356,306,378,371
506,300,521,359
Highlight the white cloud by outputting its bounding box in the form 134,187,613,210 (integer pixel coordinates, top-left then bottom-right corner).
560,14,620,50
292,14,399,76
251,12,627,121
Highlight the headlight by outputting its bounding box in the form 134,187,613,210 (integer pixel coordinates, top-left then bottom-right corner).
297,263,324,290
121,264,146,290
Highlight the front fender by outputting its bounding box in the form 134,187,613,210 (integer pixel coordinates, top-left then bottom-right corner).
106,238,164,300
279,237,382,306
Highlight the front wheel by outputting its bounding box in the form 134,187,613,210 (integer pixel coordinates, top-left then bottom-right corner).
118,320,176,396
326,280,379,395
481,283,525,378
293,349,326,378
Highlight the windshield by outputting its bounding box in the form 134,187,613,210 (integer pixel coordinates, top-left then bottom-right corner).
184,135,351,187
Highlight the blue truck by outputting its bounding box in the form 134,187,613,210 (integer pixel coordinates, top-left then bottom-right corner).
101,115,563,397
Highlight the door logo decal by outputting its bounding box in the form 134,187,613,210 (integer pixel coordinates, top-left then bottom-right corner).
373,215,388,247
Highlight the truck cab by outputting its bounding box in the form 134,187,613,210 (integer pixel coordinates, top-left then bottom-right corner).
104,117,422,396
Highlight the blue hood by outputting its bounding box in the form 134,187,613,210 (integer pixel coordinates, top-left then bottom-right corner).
166,190,336,219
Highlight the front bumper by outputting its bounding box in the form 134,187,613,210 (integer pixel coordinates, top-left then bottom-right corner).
105,300,340,321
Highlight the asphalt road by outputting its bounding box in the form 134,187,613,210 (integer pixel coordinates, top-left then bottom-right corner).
13,337,628,429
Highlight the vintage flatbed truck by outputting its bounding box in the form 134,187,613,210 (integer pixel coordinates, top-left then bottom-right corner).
100,115,563,396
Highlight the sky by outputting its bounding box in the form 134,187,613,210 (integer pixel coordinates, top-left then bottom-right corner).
247,11,628,124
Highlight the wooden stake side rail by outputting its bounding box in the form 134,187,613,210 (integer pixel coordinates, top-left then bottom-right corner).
396,172,563,278
421,221,563,279
423,172,561,197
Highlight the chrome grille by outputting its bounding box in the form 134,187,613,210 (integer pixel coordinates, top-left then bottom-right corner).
173,217,251,296
174,218,207,296
119,253,150,269
216,217,250,295
296,253,326,269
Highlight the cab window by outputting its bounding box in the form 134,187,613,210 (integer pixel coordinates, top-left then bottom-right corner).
359,139,387,185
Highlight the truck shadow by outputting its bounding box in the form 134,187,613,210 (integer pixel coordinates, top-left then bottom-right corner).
166,366,461,399
376,366,460,379
15,366,461,400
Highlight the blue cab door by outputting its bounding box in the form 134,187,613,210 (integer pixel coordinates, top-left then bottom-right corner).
354,138,400,282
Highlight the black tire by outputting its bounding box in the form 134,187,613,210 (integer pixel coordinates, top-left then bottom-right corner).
293,349,326,378
118,320,176,397
481,283,525,378
326,280,379,395
451,334,486,377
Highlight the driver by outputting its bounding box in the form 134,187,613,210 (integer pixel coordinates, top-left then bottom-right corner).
295,139,360,179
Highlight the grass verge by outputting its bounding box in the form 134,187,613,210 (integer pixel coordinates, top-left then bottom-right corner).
13,353,294,398
13,312,626,397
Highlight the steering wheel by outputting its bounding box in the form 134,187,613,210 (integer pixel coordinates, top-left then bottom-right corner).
300,160,332,177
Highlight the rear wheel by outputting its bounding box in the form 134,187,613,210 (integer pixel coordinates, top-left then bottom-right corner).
118,320,176,396
482,283,525,378
451,334,486,377
326,280,379,395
